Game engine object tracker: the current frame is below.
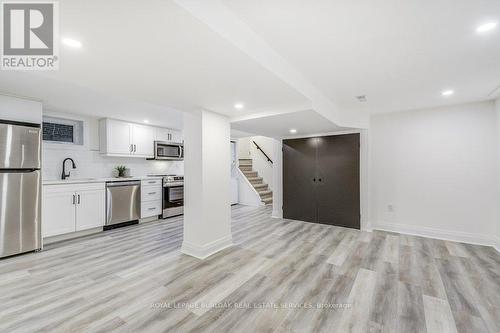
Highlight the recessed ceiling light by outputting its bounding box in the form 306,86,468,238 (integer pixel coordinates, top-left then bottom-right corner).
143,119,149,124
289,129,297,134
476,22,497,33
234,103,244,109
442,89,454,96
62,37,82,48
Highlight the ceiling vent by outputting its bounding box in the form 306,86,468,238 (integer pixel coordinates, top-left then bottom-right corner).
356,95,367,102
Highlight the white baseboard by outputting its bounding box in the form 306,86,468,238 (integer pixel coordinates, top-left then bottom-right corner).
374,222,498,250
181,235,233,260
139,216,158,224
494,236,500,253
271,209,283,219
238,200,264,207
43,227,102,245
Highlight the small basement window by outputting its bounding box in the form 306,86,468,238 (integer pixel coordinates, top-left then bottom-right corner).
42,116,84,145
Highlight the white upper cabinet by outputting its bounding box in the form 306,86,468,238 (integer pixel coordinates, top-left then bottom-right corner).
101,119,132,155
100,119,163,158
155,127,170,142
131,124,154,157
155,127,183,143
170,129,183,143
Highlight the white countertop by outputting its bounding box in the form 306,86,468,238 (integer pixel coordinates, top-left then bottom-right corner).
43,176,163,185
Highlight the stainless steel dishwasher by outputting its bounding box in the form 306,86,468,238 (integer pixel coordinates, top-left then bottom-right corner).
106,181,141,227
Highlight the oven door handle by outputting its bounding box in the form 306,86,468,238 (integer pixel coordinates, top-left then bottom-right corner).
179,146,183,158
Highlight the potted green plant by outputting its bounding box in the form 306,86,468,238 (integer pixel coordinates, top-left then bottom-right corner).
115,165,127,178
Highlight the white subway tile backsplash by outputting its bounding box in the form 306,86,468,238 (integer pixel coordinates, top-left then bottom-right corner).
42,146,182,180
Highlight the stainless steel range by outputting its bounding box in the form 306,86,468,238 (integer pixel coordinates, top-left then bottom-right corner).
148,174,184,218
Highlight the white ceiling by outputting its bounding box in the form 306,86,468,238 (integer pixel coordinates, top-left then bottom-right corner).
1,0,499,135
0,72,184,129
223,0,500,114
231,110,344,138
38,0,309,118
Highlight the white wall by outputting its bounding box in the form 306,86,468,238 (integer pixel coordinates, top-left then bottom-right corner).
370,101,498,245
237,137,251,159
0,94,42,124
42,111,183,180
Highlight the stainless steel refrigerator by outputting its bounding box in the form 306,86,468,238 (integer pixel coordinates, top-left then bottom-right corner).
0,121,42,258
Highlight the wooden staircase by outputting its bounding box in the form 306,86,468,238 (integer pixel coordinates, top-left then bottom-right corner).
239,159,273,205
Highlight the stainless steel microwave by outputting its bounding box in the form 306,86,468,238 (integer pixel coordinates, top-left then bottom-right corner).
153,141,183,160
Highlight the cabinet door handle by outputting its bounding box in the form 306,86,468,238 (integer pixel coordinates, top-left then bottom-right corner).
77,194,81,204
318,178,322,182
130,144,133,152
148,207,156,211
148,192,156,195
72,194,76,205
313,178,316,182
134,144,137,152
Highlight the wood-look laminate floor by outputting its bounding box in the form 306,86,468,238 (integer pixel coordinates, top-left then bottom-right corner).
1,205,499,333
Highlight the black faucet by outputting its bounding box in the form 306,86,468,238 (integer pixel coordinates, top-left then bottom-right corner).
61,158,77,180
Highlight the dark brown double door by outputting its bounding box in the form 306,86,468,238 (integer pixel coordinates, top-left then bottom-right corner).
283,133,360,229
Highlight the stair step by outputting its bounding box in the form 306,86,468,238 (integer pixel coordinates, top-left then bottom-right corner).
238,159,252,166
243,171,258,177
253,183,268,190
239,165,252,171
247,177,263,184
262,197,273,205
258,190,272,198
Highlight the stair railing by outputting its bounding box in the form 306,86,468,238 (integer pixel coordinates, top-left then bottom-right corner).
252,141,273,164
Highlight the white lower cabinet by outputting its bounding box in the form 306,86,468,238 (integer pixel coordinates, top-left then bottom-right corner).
43,183,105,238
141,179,162,218
42,188,77,237
75,188,106,231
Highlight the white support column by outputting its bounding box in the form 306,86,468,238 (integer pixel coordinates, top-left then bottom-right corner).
181,110,233,259
496,98,500,252
272,139,283,218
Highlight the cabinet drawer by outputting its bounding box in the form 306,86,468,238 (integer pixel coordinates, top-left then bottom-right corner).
141,200,162,218
141,186,162,202
141,179,162,186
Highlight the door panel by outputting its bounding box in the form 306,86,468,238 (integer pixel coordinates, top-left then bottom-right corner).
76,189,105,231
155,127,170,142
170,130,183,143
316,134,360,229
0,170,41,257
132,124,154,157
42,188,76,237
107,120,132,155
0,123,40,169
283,137,318,222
